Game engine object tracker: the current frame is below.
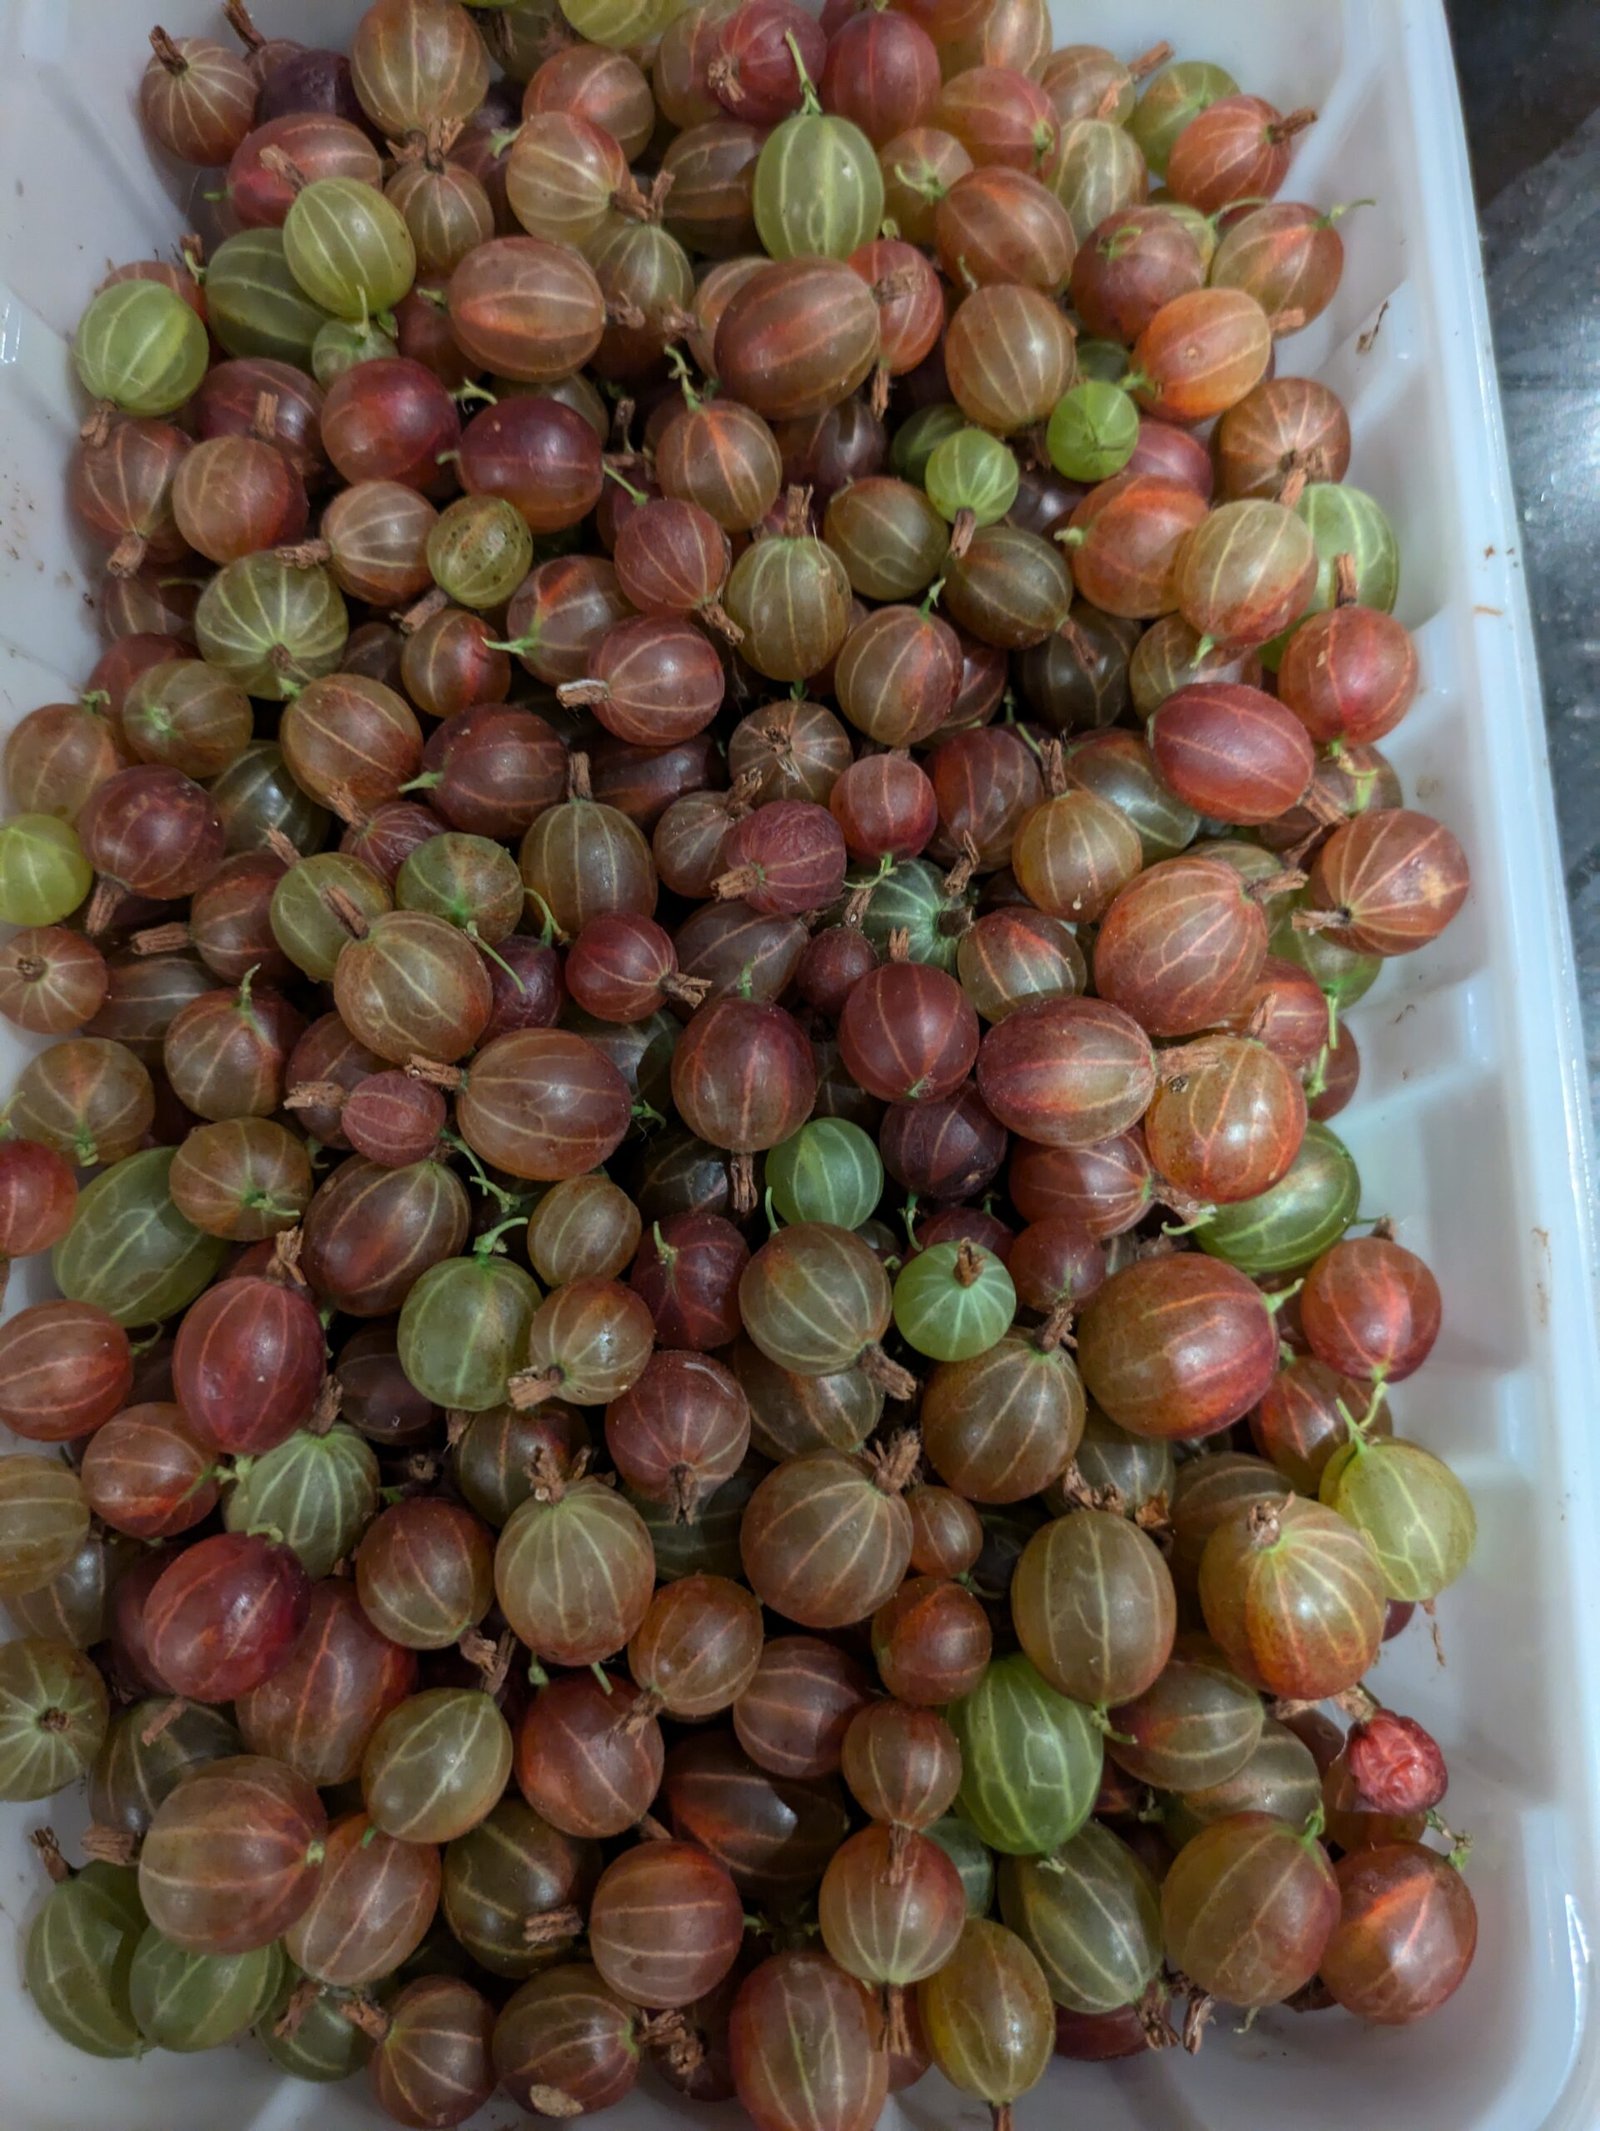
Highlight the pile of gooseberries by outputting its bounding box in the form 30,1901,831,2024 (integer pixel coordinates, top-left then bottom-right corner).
0,0,1479,2122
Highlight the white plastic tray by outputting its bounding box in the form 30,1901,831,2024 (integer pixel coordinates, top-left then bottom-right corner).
2,0,1600,2126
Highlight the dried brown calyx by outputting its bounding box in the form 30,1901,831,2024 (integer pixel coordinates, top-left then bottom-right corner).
388,118,464,171
459,1627,516,1698
526,1445,592,1501
81,1825,139,1866
611,169,675,223
863,1426,922,1496
729,1151,758,1216
857,1343,917,1401
522,1903,584,1948
307,1377,342,1436
266,1225,306,1287
1246,1498,1292,1550
30,1827,69,1883
509,1363,569,1410
639,2009,706,2082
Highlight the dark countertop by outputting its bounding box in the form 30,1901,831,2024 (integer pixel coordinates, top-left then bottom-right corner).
1445,0,1600,1104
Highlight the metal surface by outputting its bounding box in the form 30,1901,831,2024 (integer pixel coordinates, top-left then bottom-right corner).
1447,0,1600,1103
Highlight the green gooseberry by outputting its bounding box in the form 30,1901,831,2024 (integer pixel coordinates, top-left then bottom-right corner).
1074,337,1132,383
753,66,884,261
224,1427,380,1580
1271,899,1382,1017
848,857,967,972
1129,59,1241,175
129,1927,285,2052
52,1146,228,1325
259,1970,381,2081
925,429,1020,529
212,741,332,857
269,852,393,982
427,495,535,610
949,1652,1102,1856
1046,380,1140,482
283,177,417,321
927,1813,995,1917
1295,482,1400,615
768,1119,885,1231
893,1239,1016,1361
0,814,93,925
397,1236,542,1413
999,1822,1162,2015
73,280,208,418
395,832,526,953
205,228,333,367
559,0,677,51
195,552,349,699
0,1635,109,1801
1320,1431,1477,1602
1198,1120,1360,1276
25,1865,145,2059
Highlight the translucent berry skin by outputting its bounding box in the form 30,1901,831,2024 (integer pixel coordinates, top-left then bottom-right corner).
1319,1842,1477,2024
0,1301,132,1443
515,1673,664,1841
1166,94,1309,216
1278,605,1420,746
733,1635,875,1780
1248,1354,1390,1494
1150,683,1316,827
1299,1236,1442,1382
741,1450,913,1628
632,1214,750,1351
605,1347,750,1517
370,1975,497,2130
1161,1810,1340,2008
838,961,979,1106
1011,1509,1176,1707
1198,1494,1387,1700
588,1841,745,2009
872,1577,992,1704
882,1086,1007,1202
729,1950,889,2131
235,1580,417,1788
1306,808,1469,957
671,998,819,1157
818,1822,966,1990
916,1917,1054,2112
284,1811,440,1987
1130,288,1272,423
137,1753,327,1955
456,1029,633,1183
80,1404,218,1540
1093,855,1268,1038
492,1964,641,2118
1143,1035,1307,1205
171,1274,326,1455
1077,1255,1279,1441
821,10,940,147
1063,471,1208,618
976,996,1155,1149
719,800,848,917
144,1534,311,1703
1069,204,1204,342
715,258,882,423
1009,1131,1154,1240
1105,1635,1265,1795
